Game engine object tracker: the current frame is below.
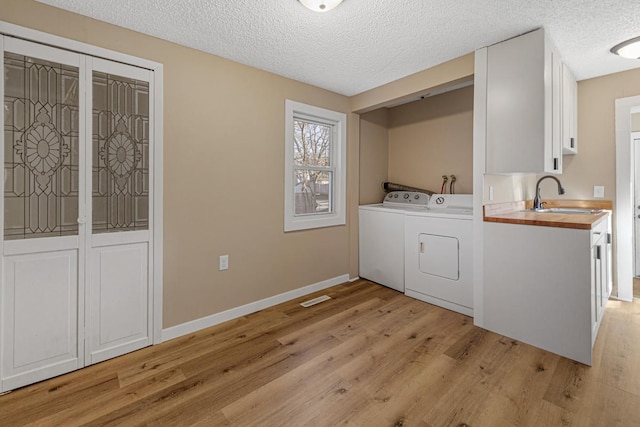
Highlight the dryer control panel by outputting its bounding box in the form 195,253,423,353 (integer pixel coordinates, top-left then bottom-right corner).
427,194,473,210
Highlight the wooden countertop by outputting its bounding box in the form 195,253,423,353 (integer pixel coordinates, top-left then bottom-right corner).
483,200,611,230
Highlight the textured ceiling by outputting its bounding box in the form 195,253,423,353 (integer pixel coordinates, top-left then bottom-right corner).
37,0,640,96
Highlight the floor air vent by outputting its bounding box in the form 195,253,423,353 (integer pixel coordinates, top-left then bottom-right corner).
300,295,331,307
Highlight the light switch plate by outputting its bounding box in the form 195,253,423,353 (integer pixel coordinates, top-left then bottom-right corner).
593,186,605,198
219,254,229,271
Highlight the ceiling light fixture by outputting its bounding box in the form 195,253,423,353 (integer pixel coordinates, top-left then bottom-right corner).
299,0,344,12
611,36,640,59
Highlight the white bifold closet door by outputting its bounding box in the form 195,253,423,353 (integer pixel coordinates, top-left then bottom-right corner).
1,37,154,391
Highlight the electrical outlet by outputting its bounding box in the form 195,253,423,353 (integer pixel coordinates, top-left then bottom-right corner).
219,255,229,271
593,186,605,198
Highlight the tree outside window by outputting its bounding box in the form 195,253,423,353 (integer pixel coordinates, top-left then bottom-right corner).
293,119,333,215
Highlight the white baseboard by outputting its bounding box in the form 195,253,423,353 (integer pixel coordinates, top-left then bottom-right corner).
349,276,360,282
161,274,349,342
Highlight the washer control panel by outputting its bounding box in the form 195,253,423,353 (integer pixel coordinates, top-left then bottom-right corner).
383,191,430,206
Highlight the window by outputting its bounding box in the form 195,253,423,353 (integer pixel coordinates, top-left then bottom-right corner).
284,100,346,231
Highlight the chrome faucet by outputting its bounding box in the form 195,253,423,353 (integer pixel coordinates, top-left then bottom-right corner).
533,175,565,210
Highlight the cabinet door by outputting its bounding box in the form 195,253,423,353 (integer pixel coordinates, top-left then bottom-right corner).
598,239,608,316
591,233,605,340
591,241,599,337
486,30,546,174
550,50,563,173
596,242,605,317
562,64,578,154
485,29,561,174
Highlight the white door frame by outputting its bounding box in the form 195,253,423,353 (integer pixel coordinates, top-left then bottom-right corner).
614,96,640,302
0,21,164,343
632,131,640,278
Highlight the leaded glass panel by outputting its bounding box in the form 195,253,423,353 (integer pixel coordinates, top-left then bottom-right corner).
92,72,149,233
3,52,80,240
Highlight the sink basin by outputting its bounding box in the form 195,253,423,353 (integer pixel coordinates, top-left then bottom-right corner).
527,208,604,214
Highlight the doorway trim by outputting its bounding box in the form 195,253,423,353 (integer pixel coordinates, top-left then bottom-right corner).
632,131,640,280
0,21,164,343
614,96,640,302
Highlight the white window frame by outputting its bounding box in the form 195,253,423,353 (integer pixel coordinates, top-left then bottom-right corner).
284,100,346,232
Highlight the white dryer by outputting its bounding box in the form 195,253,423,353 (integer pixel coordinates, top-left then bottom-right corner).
404,194,474,316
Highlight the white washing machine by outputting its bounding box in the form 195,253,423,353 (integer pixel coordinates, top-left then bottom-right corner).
358,191,430,292
404,194,474,316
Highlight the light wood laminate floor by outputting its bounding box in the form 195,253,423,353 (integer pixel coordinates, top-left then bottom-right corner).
1,279,639,426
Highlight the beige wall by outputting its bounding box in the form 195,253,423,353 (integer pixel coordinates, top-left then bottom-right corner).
358,86,474,204
359,109,389,204
0,0,355,328
388,86,474,194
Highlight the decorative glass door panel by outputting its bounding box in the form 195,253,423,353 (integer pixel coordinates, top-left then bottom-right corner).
92,71,148,234
4,51,80,240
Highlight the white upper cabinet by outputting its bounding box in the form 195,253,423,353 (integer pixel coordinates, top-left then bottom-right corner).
485,29,563,174
562,63,578,154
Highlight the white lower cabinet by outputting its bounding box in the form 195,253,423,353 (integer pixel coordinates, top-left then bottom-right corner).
483,215,611,365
